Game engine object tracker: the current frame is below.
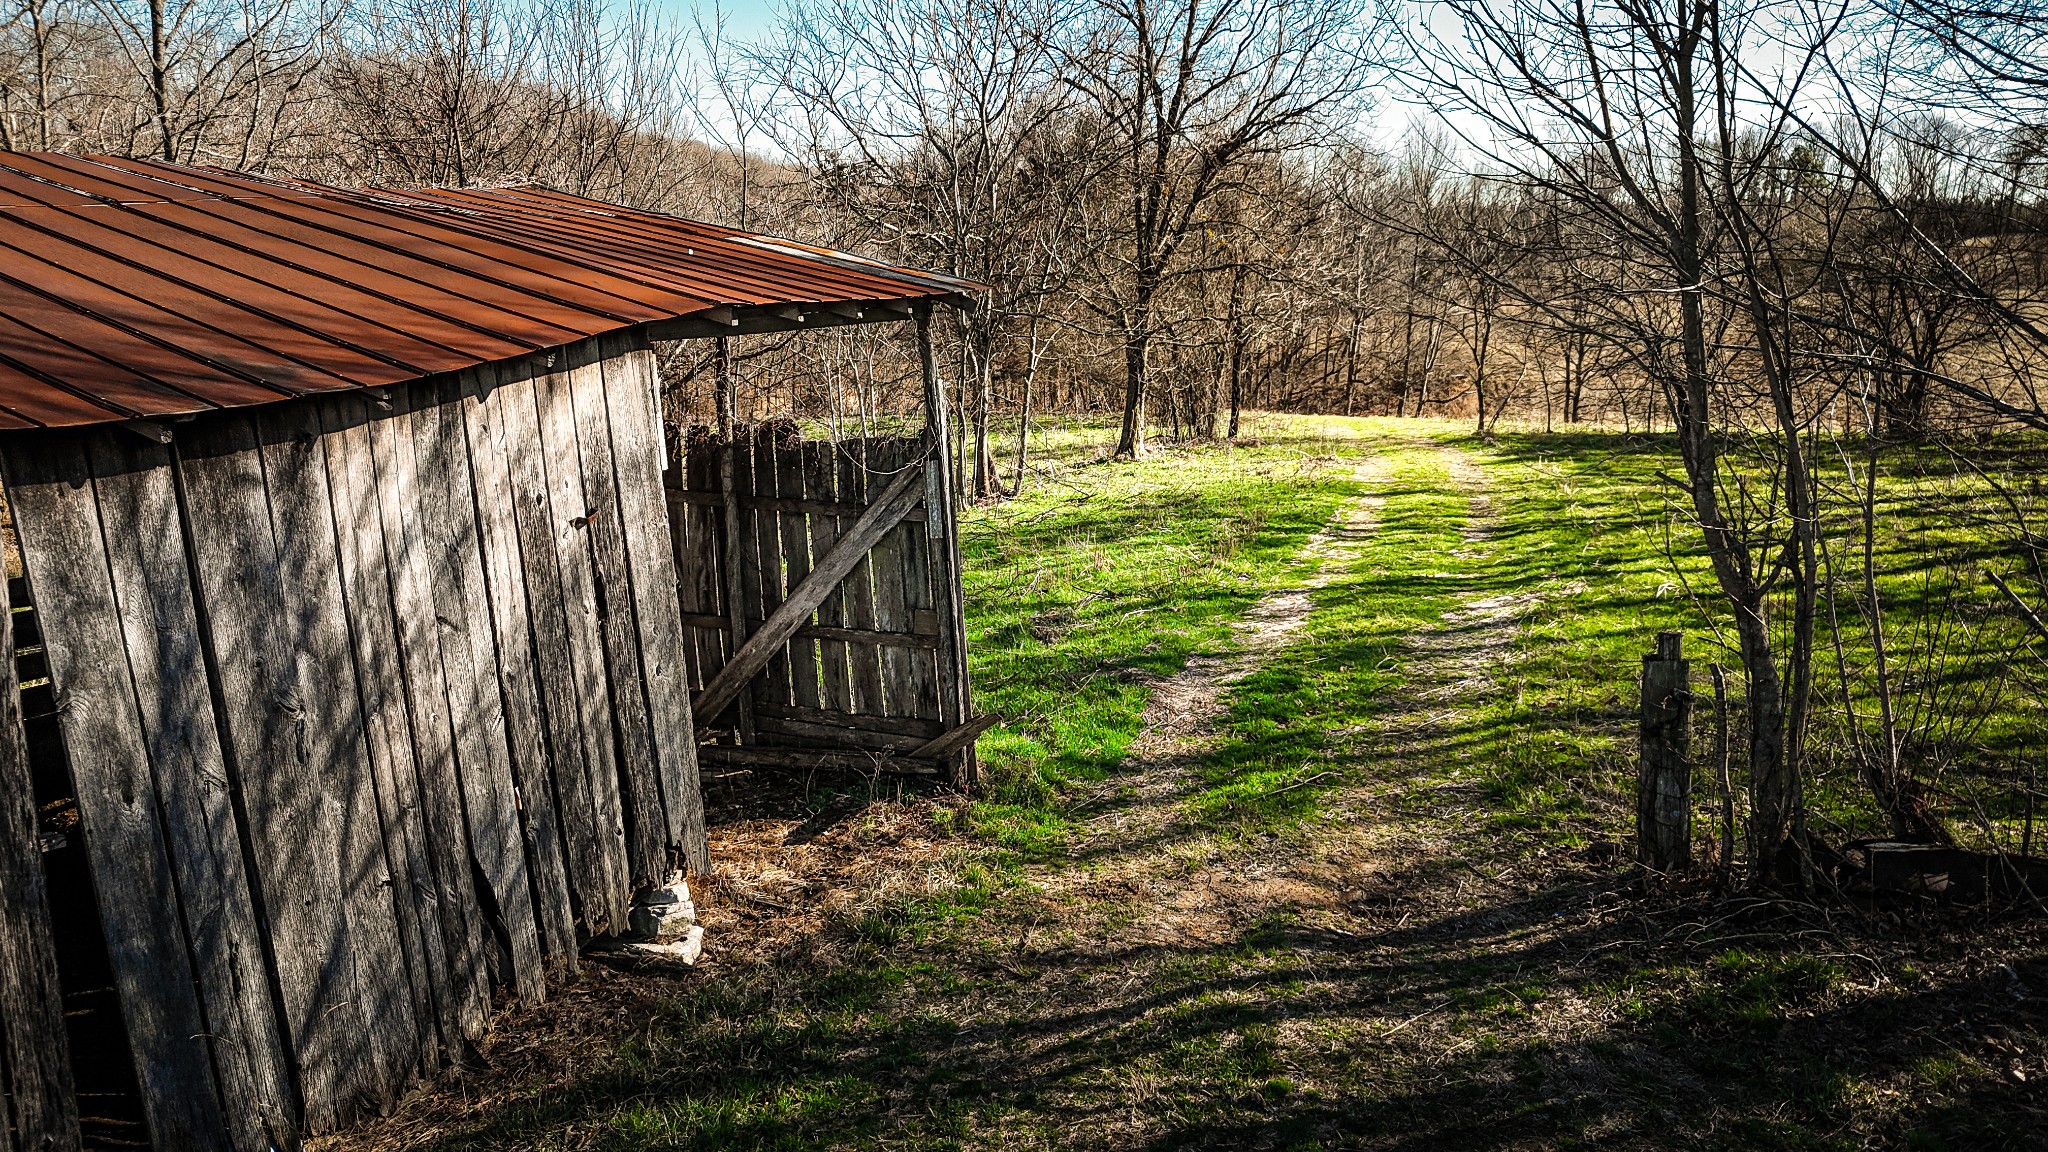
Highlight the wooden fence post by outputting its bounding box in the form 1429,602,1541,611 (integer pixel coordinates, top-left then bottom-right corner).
717,438,755,744
712,333,743,743
1638,631,1692,872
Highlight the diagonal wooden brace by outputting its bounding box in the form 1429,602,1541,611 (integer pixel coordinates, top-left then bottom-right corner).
693,459,926,726
906,713,1000,762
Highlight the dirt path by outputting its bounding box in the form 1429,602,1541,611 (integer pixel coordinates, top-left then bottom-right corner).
1127,456,1389,764
1127,439,1522,791
1047,437,1549,956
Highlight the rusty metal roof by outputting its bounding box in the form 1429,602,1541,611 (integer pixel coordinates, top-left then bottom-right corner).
0,152,979,430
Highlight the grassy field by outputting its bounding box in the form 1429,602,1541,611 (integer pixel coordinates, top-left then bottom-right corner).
339,416,2047,1152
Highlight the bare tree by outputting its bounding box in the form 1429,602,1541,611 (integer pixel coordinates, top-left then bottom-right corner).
1415,0,1859,877
84,0,333,165
0,0,77,151
761,0,1085,498
1058,0,1383,457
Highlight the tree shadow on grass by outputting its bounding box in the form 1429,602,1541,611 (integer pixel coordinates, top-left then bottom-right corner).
415,860,2048,1151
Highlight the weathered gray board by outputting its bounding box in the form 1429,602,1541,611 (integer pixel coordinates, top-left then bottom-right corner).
0,572,79,1152
666,426,975,781
0,333,704,1147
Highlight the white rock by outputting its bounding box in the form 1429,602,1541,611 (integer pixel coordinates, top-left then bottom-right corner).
644,876,693,907
629,897,698,940
615,925,704,966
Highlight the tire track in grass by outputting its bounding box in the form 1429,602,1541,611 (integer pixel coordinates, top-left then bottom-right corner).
1406,444,1540,705
1132,457,1389,760
1040,448,1392,934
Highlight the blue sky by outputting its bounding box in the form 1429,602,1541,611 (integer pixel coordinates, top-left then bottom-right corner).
657,0,780,42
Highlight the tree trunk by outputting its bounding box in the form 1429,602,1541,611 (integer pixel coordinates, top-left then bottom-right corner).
714,336,735,439
151,0,174,161
1398,250,1420,418
1665,61,1800,880
1342,307,1363,417
1881,369,1931,441
1225,265,1245,437
970,327,999,500
1114,307,1150,458
1565,340,1584,424
1013,314,1041,495
1471,299,1495,436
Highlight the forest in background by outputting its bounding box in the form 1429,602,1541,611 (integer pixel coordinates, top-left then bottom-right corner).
5,0,2048,893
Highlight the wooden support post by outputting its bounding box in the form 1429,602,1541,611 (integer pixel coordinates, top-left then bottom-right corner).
1638,631,1692,872
693,460,927,726
714,336,736,440
718,439,755,744
917,308,976,789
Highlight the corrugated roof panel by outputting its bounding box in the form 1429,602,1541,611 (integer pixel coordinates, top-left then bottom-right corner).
0,291,287,414
387,205,831,306
0,346,152,426
197,192,688,320
401,186,949,304
329,193,789,314
1,152,285,206
0,226,413,385
25,207,513,375
0,152,981,429
133,198,625,342
133,202,594,350
0,169,104,208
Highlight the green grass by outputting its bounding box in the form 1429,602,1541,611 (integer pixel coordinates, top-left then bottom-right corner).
959,426,1364,850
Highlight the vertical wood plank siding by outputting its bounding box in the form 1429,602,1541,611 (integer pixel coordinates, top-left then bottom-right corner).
408,378,545,1001
10,430,244,1148
493,360,617,936
92,431,299,1148
0,332,702,1146
0,529,80,1152
597,335,706,872
750,427,792,709
369,383,494,1046
256,400,420,1114
319,393,448,1073
807,443,854,715
533,357,634,934
567,346,667,890
836,443,888,713
460,369,579,973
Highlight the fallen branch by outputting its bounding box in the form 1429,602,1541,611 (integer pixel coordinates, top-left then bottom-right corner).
1378,999,1451,1038
1256,770,1336,799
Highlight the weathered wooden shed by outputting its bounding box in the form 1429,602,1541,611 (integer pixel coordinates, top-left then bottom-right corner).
0,152,978,1149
